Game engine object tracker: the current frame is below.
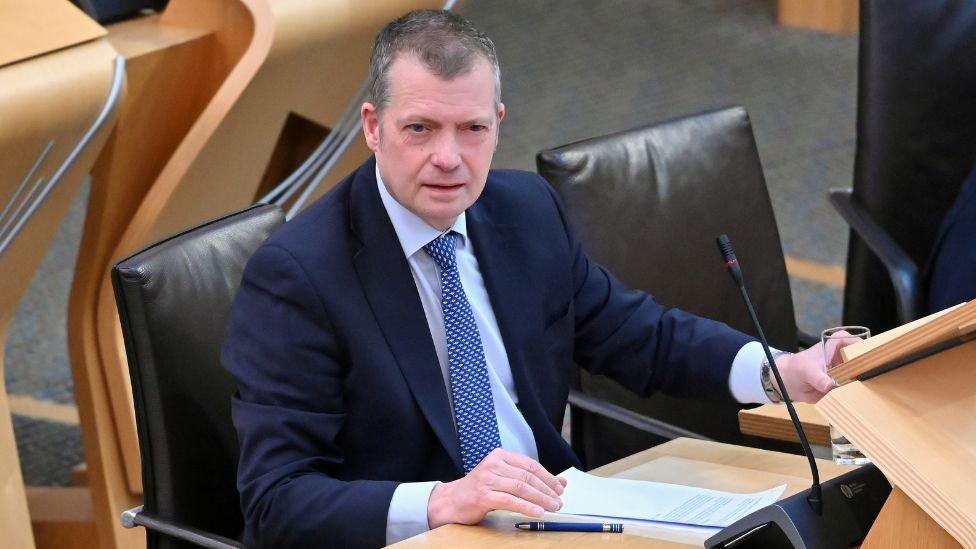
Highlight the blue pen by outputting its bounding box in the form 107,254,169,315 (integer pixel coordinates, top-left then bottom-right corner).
515,521,623,533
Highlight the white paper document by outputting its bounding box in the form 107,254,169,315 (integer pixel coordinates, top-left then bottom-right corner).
557,467,786,528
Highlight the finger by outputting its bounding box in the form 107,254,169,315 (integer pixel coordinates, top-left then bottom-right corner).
485,491,545,518
804,366,838,396
820,373,840,393
493,462,559,498
491,475,562,512
499,452,564,495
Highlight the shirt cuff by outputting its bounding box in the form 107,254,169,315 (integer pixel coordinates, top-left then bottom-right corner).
728,341,776,404
386,481,439,545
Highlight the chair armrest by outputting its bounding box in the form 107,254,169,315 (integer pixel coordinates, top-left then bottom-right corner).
121,506,242,549
568,389,711,441
829,188,922,324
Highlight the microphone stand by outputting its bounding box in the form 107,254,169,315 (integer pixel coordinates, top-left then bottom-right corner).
705,235,890,549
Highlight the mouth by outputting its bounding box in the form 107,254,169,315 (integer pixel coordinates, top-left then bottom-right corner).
422,182,465,193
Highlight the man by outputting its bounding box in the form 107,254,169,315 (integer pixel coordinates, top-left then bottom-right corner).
222,10,843,548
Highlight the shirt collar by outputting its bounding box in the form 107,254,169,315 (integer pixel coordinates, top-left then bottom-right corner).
376,164,468,258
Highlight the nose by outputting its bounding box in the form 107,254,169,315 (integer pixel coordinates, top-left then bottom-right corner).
429,132,461,172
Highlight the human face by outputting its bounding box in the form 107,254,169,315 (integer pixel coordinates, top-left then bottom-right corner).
361,55,504,231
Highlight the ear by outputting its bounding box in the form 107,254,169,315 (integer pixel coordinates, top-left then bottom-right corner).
361,102,380,151
494,102,506,149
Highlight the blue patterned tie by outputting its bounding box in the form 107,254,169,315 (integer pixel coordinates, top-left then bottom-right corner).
424,232,501,473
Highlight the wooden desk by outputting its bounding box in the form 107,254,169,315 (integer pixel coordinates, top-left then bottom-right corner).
391,438,852,548
738,403,831,446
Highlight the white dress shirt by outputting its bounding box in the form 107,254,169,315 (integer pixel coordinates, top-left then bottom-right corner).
376,167,771,544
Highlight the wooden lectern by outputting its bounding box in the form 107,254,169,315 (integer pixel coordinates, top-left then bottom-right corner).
817,300,976,548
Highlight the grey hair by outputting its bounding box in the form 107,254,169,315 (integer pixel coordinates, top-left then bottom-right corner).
366,10,501,113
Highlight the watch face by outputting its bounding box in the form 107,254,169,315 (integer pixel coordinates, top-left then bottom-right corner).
761,363,781,403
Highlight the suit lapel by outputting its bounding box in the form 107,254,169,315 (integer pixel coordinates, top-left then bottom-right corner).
467,200,564,466
349,160,462,474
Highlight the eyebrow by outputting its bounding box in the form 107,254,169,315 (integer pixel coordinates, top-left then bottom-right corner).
396,115,494,127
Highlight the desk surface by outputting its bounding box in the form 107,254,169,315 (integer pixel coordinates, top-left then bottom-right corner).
739,402,830,446
390,437,852,548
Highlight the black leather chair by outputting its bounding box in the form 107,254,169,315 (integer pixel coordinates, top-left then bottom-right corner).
835,0,976,331
537,106,810,468
112,204,284,548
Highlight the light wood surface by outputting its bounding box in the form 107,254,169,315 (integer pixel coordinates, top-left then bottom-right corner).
67,3,260,548
391,438,853,548
840,303,963,363
777,0,858,34
739,305,973,447
0,31,121,549
861,487,961,549
0,0,106,67
818,340,976,547
738,402,830,446
27,486,98,549
830,300,976,383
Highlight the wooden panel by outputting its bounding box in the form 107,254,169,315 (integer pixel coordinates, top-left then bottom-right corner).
0,0,106,67
392,438,852,548
0,37,121,549
818,341,976,547
738,402,830,446
68,3,257,548
840,303,963,362
862,488,961,549
830,300,976,383
394,525,690,548
89,8,246,498
27,486,98,549
778,0,858,34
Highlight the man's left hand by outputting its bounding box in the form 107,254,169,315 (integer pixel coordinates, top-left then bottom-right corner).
774,334,857,403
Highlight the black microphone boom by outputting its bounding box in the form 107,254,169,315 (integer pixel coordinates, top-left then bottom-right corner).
705,234,890,549
716,235,822,512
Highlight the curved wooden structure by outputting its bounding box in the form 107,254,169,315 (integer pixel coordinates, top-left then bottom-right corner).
69,1,439,547
0,25,122,549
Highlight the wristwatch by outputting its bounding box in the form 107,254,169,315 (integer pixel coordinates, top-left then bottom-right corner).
760,350,791,404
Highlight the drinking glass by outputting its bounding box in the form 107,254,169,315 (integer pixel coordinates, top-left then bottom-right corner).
822,326,872,466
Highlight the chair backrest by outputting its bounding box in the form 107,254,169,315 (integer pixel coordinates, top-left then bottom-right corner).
537,107,799,467
844,1,976,332
112,204,284,547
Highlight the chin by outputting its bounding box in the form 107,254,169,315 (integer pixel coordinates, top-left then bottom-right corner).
421,206,465,228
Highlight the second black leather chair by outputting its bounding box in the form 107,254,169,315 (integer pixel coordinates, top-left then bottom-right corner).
537,106,808,468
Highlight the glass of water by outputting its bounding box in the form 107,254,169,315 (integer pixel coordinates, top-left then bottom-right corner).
822,326,872,466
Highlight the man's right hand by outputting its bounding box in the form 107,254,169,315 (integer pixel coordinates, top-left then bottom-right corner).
426,448,567,529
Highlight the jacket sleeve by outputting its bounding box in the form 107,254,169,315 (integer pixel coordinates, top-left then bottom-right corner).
222,244,398,549
540,178,754,403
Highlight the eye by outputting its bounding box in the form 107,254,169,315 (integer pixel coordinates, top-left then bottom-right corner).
407,123,426,133
469,124,488,132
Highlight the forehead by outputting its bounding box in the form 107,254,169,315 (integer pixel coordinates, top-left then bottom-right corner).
385,54,497,119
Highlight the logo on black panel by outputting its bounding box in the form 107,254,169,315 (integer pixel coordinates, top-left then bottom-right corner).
840,482,867,499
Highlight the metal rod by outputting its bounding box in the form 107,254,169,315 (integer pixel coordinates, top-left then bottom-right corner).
0,140,53,227
287,120,361,219
0,56,125,258
568,390,712,442
0,176,46,244
259,79,369,205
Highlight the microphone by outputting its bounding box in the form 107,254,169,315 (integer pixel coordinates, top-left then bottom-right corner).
716,234,822,513
706,235,890,549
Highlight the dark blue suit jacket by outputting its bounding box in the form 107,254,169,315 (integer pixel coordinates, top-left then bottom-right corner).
222,157,751,548
925,162,976,313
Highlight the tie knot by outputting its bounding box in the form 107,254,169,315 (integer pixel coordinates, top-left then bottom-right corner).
424,232,458,271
